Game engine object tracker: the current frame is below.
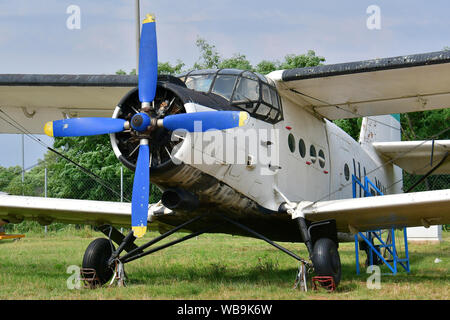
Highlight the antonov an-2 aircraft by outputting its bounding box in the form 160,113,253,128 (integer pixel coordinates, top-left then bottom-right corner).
0,15,449,289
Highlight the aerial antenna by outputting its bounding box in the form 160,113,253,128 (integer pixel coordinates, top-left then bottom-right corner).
135,0,141,74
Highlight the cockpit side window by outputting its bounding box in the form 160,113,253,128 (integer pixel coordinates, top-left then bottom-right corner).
261,84,272,105
212,75,238,100
185,74,214,93
179,69,283,124
231,77,260,113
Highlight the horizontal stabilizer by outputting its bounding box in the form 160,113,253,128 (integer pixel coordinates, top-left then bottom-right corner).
372,140,450,174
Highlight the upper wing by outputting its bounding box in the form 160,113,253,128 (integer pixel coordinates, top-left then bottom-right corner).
0,74,137,134
295,189,450,233
270,50,450,119
0,194,170,230
372,140,450,174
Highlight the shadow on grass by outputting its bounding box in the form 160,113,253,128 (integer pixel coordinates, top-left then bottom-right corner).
128,261,301,287
120,255,449,293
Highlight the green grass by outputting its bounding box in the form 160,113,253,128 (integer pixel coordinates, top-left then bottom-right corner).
0,227,448,300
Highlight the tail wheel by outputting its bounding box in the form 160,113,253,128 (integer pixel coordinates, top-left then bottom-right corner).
312,238,341,286
82,238,115,286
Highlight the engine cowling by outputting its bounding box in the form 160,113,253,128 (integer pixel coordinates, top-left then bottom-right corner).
109,83,186,175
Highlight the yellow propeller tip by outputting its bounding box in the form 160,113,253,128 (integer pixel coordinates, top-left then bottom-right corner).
143,13,155,24
238,112,250,127
132,226,147,238
44,121,54,137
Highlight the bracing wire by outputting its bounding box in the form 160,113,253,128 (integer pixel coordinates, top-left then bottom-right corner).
0,108,130,202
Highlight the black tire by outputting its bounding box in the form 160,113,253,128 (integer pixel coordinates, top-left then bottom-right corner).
82,238,115,286
312,238,341,286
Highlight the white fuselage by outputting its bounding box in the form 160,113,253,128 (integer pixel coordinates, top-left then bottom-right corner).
172,97,403,214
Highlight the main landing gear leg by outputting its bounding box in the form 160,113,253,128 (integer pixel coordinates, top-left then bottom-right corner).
82,217,222,288
219,214,312,291
296,217,314,259
295,217,342,289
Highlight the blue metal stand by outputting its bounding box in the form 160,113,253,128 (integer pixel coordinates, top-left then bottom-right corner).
353,175,410,275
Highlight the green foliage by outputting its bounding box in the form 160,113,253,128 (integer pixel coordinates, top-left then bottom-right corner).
158,60,185,75
193,37,222,70
255,51,325,75
0,134,162,205
192,38,325,75
0,166,21,191
255,60,278,75
401,109,450,140
219,53,253,71
279,50,325,69
333,118,362,141
48,135,124,201
115,69,127,75
116,63,184,76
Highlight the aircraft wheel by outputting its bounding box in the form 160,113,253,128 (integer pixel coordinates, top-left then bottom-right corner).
82,238,115,286
312,238,341,286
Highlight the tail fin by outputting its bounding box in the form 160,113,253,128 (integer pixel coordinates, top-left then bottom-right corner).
359,114,401,143
360,114,403,195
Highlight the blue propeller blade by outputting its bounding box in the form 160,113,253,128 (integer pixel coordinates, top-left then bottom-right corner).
138,14,158,104
161,111,249,132
44,118,126,137
131,141,150,238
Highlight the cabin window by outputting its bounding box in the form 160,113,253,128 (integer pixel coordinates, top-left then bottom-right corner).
344,163,350,181
310,145,316,163
299,139,306,158
288,134,295,153
318,149,326,168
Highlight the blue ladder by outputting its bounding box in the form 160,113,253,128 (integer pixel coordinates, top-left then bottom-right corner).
353,175,410,275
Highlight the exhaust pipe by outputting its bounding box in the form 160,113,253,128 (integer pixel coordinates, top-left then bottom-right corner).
161,188,199,211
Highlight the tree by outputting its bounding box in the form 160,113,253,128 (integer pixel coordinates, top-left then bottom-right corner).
219,53,253,71
333,118,362,141
255,60,278,75
254,51,326,75
193,37,222,70
116,61,185,76
401,109,450,141
279,50,325,69
158,60,185,75
0,166,21,192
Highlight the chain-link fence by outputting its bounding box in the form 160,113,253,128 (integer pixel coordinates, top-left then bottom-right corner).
1,164,449,202
0,163,162,234
403,172,450,192
1,160,448,232
0,165,162,203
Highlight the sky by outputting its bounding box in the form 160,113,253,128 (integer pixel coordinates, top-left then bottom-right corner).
0,0,449,168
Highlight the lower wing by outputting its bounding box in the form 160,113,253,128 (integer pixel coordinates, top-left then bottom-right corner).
296,189,450,233
0,194,170,231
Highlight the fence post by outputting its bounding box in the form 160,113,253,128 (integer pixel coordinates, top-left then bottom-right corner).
44,167,48,234
21,134,25,195
120,166,124,234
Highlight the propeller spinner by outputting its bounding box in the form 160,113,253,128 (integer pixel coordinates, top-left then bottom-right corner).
43,14,249,238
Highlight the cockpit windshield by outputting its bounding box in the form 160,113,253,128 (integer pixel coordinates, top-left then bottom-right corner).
179,69,282,123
